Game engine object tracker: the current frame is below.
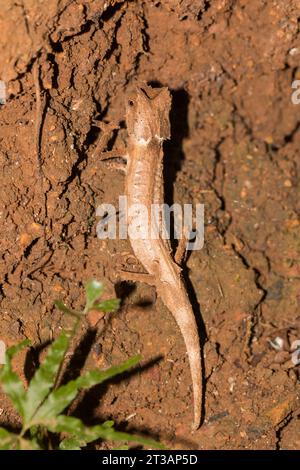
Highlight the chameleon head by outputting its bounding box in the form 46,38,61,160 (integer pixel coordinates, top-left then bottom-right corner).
125,84,171,146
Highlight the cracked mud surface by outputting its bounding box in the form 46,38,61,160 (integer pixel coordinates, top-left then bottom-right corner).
0,0,300,449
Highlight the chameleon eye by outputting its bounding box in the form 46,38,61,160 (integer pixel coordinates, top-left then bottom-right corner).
128,100,134,107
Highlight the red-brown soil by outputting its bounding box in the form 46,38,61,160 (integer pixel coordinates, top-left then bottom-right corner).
0,0,300,449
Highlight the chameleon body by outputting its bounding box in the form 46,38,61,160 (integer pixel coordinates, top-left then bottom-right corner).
123,85,202,429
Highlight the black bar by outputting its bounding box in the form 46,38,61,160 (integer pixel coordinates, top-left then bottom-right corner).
0,450,299,467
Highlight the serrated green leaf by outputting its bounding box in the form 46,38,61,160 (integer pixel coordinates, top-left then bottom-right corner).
47,417,87,450
29,425,38,439
0,427,18,450
44,415,84,435
102,420,114,428
23,331,70,424
85,280,104,309
93,299,120,313
54,300,71,314
0,339,30,418
0,427,12,439
33,355,141,422
73,424,164,449
59,437,83,450
3,339,31,363
0,367,26,415
54,418,162,450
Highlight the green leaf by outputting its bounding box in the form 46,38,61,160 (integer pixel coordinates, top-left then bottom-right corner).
0,427,18,450
0,428,12,438
59,437,83,450
102,420,114,428
73,423,164,449
74,357,137,389
85,280,104,309
33,355,141,422
0,339,30,418
93,299,120,313
54,300,81,318
1,339,31,365
48,417,87,450
23,331,70,424
29,425,38,439
53,418,163,450
44,415,85,435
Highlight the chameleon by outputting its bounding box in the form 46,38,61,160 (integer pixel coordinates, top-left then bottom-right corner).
100,84,203,429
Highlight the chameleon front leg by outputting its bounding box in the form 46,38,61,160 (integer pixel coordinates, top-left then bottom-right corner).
92,120,119,156
92,120,128,171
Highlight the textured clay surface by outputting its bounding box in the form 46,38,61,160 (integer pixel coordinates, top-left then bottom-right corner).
0,0,300,449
